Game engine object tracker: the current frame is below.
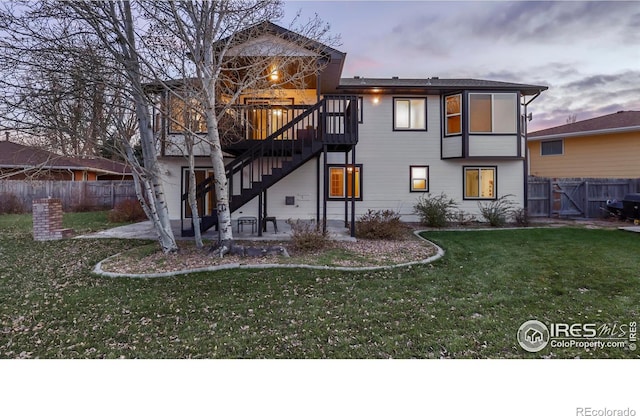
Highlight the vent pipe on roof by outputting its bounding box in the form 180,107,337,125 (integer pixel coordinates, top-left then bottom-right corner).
392,76,399,79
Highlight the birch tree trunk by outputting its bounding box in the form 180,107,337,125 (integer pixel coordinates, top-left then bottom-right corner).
67,1,178,253
185,132,204,248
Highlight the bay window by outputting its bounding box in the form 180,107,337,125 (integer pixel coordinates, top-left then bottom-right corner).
469,93,517,134
445,94,461,135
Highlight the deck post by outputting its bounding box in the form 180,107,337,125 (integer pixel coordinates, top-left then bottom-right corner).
322,145,328,233
316,154,321,223
350,146,356,238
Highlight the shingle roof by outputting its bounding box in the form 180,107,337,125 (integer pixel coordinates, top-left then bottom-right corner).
338,77,547,95
529,111,640,138
0,141,131,175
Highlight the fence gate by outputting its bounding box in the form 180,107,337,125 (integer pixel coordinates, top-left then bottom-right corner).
528,177,639,218
552,180,585,217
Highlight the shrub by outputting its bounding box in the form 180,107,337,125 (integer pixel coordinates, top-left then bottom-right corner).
0,194,24,214
413,193,458,227
356,209,407,240
286,219,330,253
71,202,101,212
107,199,147,223
478,195,517,227
512,208,530,227
453,210,477,226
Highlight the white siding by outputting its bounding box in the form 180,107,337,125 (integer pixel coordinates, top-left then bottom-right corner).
442,136,462,158
468,135,518,157
159,93,526,223
162,135,211,157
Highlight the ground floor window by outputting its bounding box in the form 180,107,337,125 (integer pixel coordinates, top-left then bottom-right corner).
182,168,216,217
410,165,429,192
541,139,563,156
328,165,362,199
464,166,496,199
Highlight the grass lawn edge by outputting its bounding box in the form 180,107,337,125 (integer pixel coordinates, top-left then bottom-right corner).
92,230,446,278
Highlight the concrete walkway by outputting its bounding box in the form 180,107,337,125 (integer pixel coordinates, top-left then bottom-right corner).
77,218,356,241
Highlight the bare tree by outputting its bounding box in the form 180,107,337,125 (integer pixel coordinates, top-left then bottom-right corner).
0,2,130,158
148,0,337,255
62,1,179,253
1,0,336,255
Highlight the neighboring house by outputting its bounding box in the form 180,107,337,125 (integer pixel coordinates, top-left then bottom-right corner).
0,140,133,181
150,22,547,236
528,111,640,178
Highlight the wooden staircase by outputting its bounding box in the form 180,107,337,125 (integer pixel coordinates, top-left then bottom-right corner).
181,95,358,237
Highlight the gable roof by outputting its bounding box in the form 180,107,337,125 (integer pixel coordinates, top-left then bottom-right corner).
0,141,132,176
338,77,547,96
529,111,640,140
228,21,345,60
145,21,347,95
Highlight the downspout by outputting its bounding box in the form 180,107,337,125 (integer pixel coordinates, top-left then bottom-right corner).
523,91,542,212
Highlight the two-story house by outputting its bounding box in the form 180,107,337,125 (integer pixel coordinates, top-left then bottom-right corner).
150,22,547,237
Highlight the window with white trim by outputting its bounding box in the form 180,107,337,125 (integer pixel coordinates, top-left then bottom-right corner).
393,98,427,130
464,167,496,199
410,166,429,192
541,139,563,156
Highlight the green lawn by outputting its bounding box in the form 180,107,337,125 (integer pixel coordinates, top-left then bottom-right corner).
1,214,638,358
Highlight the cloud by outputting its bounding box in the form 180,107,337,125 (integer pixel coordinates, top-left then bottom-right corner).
529,69,640,130
463,1,640,45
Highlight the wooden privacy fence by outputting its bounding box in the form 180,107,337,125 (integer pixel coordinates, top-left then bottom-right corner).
528,177,640,218
0,180,137,212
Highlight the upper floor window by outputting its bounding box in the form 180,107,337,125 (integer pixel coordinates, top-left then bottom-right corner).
393,98,427,131
169,96,207,133
445,94,461,135
469,93,517,134
541,139,563,156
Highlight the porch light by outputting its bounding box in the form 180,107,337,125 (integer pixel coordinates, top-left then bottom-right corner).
270,68,279,81
372,97,380,104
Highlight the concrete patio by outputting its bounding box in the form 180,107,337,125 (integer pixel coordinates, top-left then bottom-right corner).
77,218,357,241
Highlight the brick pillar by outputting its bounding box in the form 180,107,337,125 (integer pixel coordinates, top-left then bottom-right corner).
32,198,72,241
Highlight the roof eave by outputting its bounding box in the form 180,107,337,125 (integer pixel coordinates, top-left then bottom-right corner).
528,125,640,141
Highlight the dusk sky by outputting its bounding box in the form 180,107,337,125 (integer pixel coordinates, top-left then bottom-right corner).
281,1,640,131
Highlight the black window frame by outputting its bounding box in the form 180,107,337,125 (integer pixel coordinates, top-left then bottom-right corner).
409,165,430,192
327,164,363,201
462,166,498,200
392,97,428,131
